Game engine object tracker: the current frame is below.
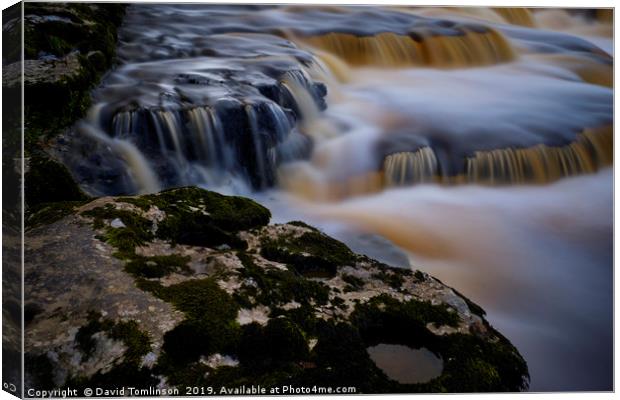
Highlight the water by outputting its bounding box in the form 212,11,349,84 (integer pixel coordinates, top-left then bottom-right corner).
367,344,443,384
64,5,613,391
308,168,612,391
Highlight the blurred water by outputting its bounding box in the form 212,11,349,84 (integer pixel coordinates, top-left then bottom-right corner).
299,168,613,391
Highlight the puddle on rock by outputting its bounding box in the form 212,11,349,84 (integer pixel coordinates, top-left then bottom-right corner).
367,343,443,384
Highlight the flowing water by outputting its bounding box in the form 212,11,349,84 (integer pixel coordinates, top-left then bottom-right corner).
64,5,613,391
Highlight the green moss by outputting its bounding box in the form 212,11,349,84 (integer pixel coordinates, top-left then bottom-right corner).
145,278,241,367
82,188,270,256
371,270,405,290
238,252,330,307
261,231,357,277
287,220,320,231
75,311,150,367
26,199,89,229
269,304,320,336
430,333,529,392
414,270,426,282
154,279,242,386
308,320,388,392
238,318,309,371
342,274,365,290
352,294,460,335
141,187,271,232
81,204,154,254
125,254,191,279
118,188,268,249
107,320,151,366
156,278,239,321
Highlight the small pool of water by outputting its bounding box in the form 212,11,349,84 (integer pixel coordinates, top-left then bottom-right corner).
367,343,443,384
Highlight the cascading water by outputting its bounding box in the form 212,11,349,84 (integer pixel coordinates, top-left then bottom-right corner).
61,5,612,391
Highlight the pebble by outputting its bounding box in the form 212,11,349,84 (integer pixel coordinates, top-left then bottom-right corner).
110,218,126,228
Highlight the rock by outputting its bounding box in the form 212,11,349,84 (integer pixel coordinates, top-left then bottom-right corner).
25,186,529,393
110,218,126,228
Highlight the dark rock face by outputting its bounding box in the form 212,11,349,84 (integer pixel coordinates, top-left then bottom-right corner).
3,3,127,210
24,187,529,393
8,3,126,138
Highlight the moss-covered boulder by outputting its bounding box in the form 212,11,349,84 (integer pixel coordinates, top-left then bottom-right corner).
24,186,529,393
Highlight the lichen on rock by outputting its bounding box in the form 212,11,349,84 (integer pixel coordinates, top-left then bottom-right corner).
25,186,529,393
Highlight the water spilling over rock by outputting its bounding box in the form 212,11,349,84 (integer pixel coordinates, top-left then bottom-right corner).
61,4,611,199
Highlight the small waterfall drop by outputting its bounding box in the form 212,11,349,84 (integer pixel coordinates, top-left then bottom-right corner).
300,27,516,68
79,106,161,194
383,148,438,186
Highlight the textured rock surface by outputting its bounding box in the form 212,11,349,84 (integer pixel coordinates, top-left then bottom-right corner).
24,187,529,393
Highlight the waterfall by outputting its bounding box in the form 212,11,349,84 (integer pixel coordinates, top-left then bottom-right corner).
78,116,161,195
300,27,515,68
187,106,225,167
466,127,613,184
384,148,439,186
64,4,612,200
380,127,612,188
90,89,321,192
493,7,535,26
281,70,321,122
245,104,270,189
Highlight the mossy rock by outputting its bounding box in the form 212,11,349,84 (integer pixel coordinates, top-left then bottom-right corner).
81,204,154,255
20,3,127,138
68,311,156,390
237,252,330,307
26,200,89,229
145,278,241,366
137,186,271,232
82,187,270,257
124,254,191,279
261,230,357,277
63,187,528,392
25,152,89,210
238,318,309,371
